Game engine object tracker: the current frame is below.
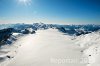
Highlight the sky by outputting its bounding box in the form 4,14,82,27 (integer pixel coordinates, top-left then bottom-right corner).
0,0,100,24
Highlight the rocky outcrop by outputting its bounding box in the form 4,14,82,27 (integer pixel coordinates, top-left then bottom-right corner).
0,28,13,46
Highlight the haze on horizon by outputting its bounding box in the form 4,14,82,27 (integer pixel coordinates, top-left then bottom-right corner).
0,0,100,24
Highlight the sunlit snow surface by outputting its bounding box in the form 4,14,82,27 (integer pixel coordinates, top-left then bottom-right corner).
0,28,100,66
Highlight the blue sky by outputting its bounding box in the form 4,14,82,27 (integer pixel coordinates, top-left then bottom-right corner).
0,0,100,24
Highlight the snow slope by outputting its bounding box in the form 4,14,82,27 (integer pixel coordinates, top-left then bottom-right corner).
0,29,87,66
75,31,100,66
0,28,100,66
0,34,27,66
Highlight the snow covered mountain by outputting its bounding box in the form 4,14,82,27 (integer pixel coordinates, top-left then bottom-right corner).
0,23,100,46
56,24,100,36
0,23,100,66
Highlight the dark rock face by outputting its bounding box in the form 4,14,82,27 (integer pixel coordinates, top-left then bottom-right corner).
21,29,30,34
21,28,36,34
0,28,13,44
6,55,11,58
58,27,66,33
31,31,36,34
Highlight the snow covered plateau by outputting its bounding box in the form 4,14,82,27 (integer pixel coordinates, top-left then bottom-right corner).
0,23,100,66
